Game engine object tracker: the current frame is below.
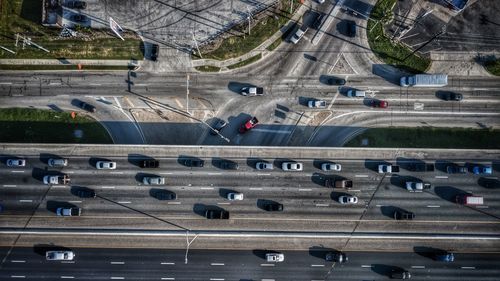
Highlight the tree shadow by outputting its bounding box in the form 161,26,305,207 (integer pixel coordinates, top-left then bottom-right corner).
434,186,470,203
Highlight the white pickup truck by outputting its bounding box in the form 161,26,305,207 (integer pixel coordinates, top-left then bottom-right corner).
43,175,70,185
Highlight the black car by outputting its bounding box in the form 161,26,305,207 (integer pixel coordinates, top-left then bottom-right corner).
72,14,87,22
325,252,348,263
313,13,325,29
205,209,230,219
210,120,227,135
155,190,177,200
67,1,87,9
184,158,204,167
446,165,467,174
393,210,415,220
76,189,96,198
326,77,346,86
390,270,411,279
264,203,284,212
219,160,239,170
346,20,356,37
151,44,159,61
440,91,463,101
140,159,159,168
79,101,96,112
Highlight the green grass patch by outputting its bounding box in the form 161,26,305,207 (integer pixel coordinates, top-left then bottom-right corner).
266,37,282,51
0,64,133,70
367,0,430,73
0,108,113,144
194,65,221,72
0,0,143,60
200,0,299,60
484,58,500,76
345,127,500,149
227,53,262,69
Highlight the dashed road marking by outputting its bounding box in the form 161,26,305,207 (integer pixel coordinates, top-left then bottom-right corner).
11,170,24,173
427,205,440,208
11,276,25,278
250,187,263,190
110,261,125,264
310,264,324,267
217,202,230,205
461,266,475,269
211,263,225,266
257,173,271,176
260,264,275,267
355,174,369,177
102,186,115,189
361,265,371,268
161,262,175,265
61,276,75,279
435,176,448,179
411,265,425,269
200,187,214,190
3,185,17,187
117,201,131,204
299,188,312,191
19,200,33,203
167,202,181,205
11,260,25,263
315,203,329,207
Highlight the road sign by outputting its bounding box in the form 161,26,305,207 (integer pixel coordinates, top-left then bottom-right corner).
109,17,124,41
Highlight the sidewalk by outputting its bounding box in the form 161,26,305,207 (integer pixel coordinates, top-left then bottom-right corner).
191,1,311,71
0,58,134,66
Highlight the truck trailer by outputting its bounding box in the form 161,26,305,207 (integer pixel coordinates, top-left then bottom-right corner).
400,74,448,87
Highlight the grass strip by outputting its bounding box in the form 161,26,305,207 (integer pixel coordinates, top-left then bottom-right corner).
266,37,282,51
345,127,500,149
194,65,221,72
227,54,262,69
484,59,500,76
367,0,430,73
0,64,133,71
0,108,112,144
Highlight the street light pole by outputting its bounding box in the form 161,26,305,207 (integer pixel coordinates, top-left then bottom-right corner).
186,74,191,115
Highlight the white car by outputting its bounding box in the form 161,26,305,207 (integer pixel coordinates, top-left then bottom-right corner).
282,162,303,171
96,161,116,170
338,195,358,204
308,100,326,108
290,28,306,44
405,181,431,192
7,159,26,167
227,192,244,201
256,162,273,170
266,253,285,262
321,163,341,172
46,250,75,261
143,177,165,185
48,158,68,167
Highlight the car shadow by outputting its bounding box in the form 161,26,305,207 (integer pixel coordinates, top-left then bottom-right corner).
88,157,110,168
364,159,384,173
135,172,157,184
46,201,76,214
380,205,404,219
435,160,453,173
219,188,236,199
149,188,175,200
371,264,403,278
390,175,421,190
178,155,204,167
70,186,95,198
434,186,470,203
309,245,336,260
33,244,71,256
413,246,446,260
247,158,266,170
396,157,425,171
256,199,279,211
39,153,61,166
311,172,327,187
330,191,351,201
227,81,255,95
128,153,154,167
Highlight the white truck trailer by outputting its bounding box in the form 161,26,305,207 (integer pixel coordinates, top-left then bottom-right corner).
400,74,448,87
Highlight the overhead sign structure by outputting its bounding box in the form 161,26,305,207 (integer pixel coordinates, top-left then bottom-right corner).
109,17,124,41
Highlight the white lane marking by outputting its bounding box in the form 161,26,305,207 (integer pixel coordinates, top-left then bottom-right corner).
376,205,383,207
252,128,292,134
110,261,125,264
61,277,75,279
217,202,230,205
411,265,425,269
208,173,222,175
117,201,131,204
19,200,33,203
0,82,12,85
211,263,225,266
355,174,369,177
161,262,175,265
134,84,148,86
167,202,181,205
89,83,101,86
11,260,25,263
110,278,125,280
61,261,75,264
461,266,475,269
257,173,271,176
3,185,17,187
262,279,276,281
49,82,61,85
361,265,371,268
260,264,275,267
299,188,312,191
209,279,224,281
11,170,24,173
110,172,124,174
427,205,440,208
65,171,74,174
315,203,329,207
68,201,82,203
250,187,263,190
160,172,173,175
310,264,325,267
102,186,115,189
11,276,25,278
200,187,214,190
161,278,175,280
435,176,448,179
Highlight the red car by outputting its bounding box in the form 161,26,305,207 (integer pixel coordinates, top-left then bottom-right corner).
239,117,259,133
371,99,388,108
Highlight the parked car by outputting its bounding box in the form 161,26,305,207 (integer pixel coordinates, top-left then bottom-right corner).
264,202,284,212
266,253,284,262
440,91,463,101
143,176,165,185
472,165,492,175
371,99,388,108
308,100,326,108
393,210,415,220
326,77,346,86
290,27,307,44
210,120,228,135
183,158,204,167
227,192,244,201
256,162,273,170
48,158,68,167
72,14,87,22
321,163,341,172
67,1,87,9
219,160,239,170
325,252,348,263
338,195,358,204
282,162,303,171
96,161,116,170
435,252,454,262
346,20,356,37
151,44,159,61
46,251,75,261
6,159,26,167
446,164,467,174
79,101,96,112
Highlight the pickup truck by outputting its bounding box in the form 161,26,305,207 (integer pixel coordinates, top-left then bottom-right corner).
378,165,400,173
56,207,81,216
140,159,159,168
406,181,431,192
407,163,435,172
241,86,263,96
205,209,230,219
43,175,70,185
238,117,259,133
325,179,352,189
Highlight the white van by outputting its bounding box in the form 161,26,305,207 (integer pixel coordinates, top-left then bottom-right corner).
347,90,365,98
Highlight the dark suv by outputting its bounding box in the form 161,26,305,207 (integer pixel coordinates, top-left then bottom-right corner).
72,14,87,22
393,210,415,220
264,203,284,212
140,159,159,168
79,101,96,112
446,164,467,174
219,160,239,170
151,44,159,61
184,158,204,167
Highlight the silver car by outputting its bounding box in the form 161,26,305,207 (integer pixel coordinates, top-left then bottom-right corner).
48,158,68,167
282,162,303,171
338,195,358,204
227,192,244,201
7,159,26,167
321,163,341,171
256,162,273,170
96,161,116,170
266,253,285,262
143,177,165,185
46,250,75,261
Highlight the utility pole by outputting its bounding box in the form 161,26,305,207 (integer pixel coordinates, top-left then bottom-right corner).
186,74,191,115
247,7,252,35
191,31,202,58
0,45,15,54
184,231,198,264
